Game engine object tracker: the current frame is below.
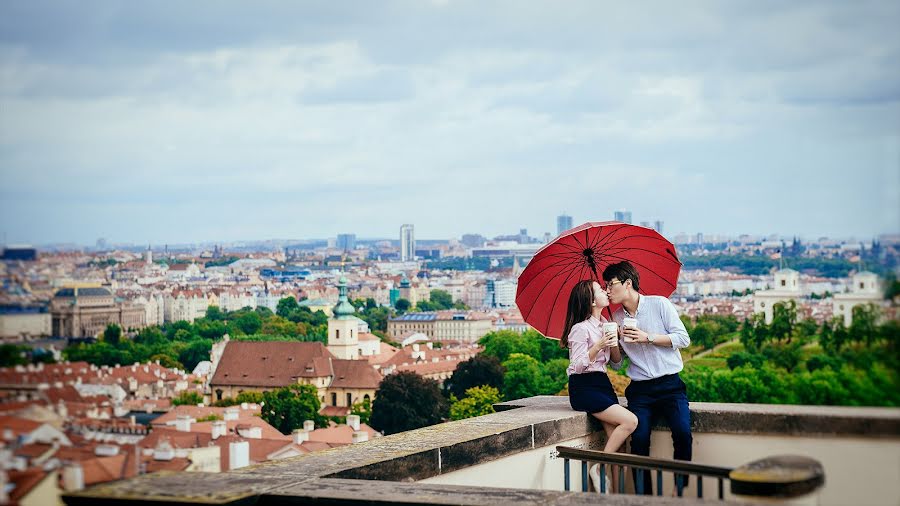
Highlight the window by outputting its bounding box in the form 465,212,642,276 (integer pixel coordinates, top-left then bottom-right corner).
347,393,352,406
335,329,340,339
331,393,337,406
364,394,370,402
781,280,786,287
215,389,223,401
860,283,864,289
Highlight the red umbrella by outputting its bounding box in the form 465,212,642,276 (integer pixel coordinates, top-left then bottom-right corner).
516,221,681,339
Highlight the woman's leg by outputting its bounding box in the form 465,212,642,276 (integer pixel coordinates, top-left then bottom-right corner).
592,404,638,452
592,405,637,493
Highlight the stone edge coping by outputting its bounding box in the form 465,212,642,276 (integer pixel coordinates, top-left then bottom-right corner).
63,396,898,505
497,396,900,437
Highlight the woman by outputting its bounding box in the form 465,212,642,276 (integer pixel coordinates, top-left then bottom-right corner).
562,280,638,492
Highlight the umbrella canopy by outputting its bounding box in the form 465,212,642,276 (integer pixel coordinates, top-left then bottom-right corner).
516,221,681,339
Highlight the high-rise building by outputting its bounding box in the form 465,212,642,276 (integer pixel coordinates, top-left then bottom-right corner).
336,234,356,252
557,214,573,235
400,224,415,262
654,221,664,235
614,210,632,224
461,234,486,248
640,221,651,228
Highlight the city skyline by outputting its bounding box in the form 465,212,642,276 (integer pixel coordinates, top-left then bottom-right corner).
1,2,898,245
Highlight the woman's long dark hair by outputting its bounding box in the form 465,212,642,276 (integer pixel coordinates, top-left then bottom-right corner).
560,280,595,348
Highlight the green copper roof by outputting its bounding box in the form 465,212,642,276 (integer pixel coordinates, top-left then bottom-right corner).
332,276,356,319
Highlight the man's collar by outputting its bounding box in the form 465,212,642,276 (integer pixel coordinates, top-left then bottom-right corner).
623,294,642,317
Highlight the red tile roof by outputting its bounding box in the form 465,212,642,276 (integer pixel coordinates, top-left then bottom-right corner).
329,360,382,390
210,341,336,387
80,451,138,486
143,456,192,473
7,468,51,502
307,423,378,445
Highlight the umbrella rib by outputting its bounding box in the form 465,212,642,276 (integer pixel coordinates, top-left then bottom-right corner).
554,239,584,254
542,256,588,336
593,223,629,252
598,232,669,253
538,250,589,261
601,245,683,266
519,257,587,321
599,251,679,290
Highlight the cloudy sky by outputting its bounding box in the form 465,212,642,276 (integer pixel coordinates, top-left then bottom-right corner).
1,1,898,246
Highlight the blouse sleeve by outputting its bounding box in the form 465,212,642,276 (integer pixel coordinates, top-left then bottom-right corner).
568,324,593,374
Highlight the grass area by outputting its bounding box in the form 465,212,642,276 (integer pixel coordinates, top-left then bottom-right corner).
684,357,728,370
705,342,744,359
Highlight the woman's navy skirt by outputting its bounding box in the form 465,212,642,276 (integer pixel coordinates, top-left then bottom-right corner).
568,371,618,414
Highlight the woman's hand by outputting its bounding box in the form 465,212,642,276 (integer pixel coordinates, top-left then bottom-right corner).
596,329,617,349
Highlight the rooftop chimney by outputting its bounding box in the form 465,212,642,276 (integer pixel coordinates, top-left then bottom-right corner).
229,441,249,470
238,426,262,439
303,420,315,431
347,414,360,431
61,464,85,491
292,429,309,444
174,415,192,432
224,408,239,421
211,421,227,440
352,430,368,444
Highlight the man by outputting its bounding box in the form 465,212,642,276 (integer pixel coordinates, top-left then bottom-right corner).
603,260,692,495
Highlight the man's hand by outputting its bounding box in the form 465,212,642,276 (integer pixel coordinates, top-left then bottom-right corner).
622,327,650,343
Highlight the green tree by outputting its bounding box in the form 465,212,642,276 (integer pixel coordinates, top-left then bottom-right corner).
205,306,226,321
261,316,302,338
770,300,798,343
165,320,193,340
236,391,264,404
172,390,204,406
103,324,122,346
819,317,849,353
540,358,570,395
360,306,392,333
235,311,263,335
849,303,881,346
479,330,541,363
680,315,693,334
739,314,767,352
276,297,300,319
195,319,227,340
179,339,213,371
261,384,327,435
351,397,373,425
429,290,454,310
449,386,502,420
370,371,447,435
446,355,505,399
0,344,28,367
691,322,715,350
501,353,543,401
530,329,568,362
726,351,765,370
150,353,182,369
395,299,411,313
415,300,437,312
135,327,166,346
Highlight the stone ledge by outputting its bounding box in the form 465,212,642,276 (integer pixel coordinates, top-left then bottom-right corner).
63,396,899,505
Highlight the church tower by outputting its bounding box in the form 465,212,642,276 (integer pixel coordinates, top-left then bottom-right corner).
327,276,359,360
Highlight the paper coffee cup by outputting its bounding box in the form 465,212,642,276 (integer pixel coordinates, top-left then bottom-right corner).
623,317,638,329
602,322,619,347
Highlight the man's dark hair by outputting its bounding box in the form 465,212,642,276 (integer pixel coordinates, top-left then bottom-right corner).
602,261,641,292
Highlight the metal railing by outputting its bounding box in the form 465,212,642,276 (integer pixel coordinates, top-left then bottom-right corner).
556,446,733,499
